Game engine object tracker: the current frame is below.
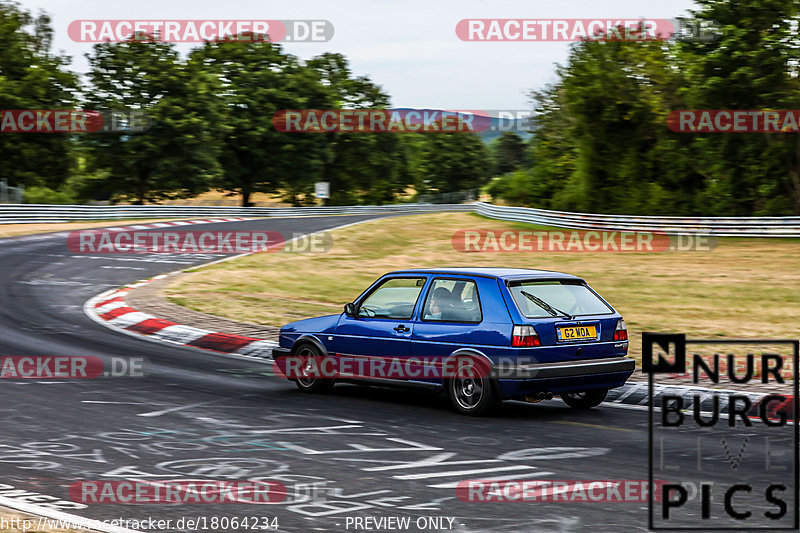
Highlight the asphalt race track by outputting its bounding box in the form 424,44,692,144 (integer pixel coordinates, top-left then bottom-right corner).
0,215,795,533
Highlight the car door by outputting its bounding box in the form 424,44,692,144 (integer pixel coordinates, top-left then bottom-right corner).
410,277,486,380
335,276,428,379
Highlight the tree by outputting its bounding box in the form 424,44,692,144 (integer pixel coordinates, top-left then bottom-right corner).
521,2,800,216
0,1,79,191
525,83,579,209
82,39,221,204
306,53,409,205
417,132,490,194
677,0,800,215
556,32,697,214
491,131,527,175
192,38,333,206
519,23,708,214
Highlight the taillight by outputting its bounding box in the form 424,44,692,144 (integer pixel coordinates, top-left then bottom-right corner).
512,325,541,347
613,319,628,341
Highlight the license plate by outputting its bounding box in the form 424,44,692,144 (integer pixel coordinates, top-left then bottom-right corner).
557,325,597,341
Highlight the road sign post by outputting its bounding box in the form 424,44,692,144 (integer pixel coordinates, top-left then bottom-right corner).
314,181,330,206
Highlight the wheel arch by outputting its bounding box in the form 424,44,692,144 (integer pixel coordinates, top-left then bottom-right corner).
446,348,493,370
291,334,330,356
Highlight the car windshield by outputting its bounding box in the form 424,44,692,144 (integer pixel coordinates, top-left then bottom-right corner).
509,280,613,318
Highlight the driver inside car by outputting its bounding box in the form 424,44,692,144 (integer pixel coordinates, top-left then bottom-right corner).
426,287,453,320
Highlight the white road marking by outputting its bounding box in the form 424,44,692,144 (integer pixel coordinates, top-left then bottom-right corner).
427,470,554,488
613,381,643,402
364,454,501,472
137,395,252,417
394,465,534,480
82,401,153,405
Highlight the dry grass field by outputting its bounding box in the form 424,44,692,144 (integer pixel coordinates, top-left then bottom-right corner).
164,212,800,364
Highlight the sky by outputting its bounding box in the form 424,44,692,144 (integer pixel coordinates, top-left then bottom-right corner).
23,0,699,110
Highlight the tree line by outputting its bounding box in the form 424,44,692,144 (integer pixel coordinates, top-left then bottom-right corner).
0,1,490,206
490,0,800,216
3,0,799,215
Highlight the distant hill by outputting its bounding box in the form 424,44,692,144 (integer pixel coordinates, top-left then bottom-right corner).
392,108,534,143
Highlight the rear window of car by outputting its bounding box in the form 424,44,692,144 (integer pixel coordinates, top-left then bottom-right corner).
508,280,613,318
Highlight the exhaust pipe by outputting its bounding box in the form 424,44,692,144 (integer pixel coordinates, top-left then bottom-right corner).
524,391,554,403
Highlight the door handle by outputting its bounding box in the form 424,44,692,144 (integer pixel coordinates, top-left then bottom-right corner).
393,325,410,333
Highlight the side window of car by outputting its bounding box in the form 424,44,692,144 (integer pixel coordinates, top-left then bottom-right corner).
357,277,426,319
422,278,482,323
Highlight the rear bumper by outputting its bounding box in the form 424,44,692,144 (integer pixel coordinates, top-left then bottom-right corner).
493,356,635,379
493,356,635,398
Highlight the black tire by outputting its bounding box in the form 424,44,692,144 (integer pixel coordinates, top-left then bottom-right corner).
446,357,499,416
290,343,335,394
561,388,608,409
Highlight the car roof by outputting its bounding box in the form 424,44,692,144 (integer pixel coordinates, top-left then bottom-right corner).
389,267,583,281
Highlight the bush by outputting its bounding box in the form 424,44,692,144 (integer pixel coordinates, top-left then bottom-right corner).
24,186,77,204
487,170,537,206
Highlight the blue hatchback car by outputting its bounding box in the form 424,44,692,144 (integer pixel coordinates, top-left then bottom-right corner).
273,268,635,415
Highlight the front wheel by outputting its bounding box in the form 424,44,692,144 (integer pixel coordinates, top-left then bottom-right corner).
561,388,608,409
446,358,499,416
290,344,335,394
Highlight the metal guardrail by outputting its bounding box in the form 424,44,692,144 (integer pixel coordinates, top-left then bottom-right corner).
473,202,800,237
1,202,799,237
0,203,471,224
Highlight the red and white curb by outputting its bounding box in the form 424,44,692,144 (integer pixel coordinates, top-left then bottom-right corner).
81,217,386,360
84,276,277,360
81,218,285,359
82,217,253,233
4,218,266,533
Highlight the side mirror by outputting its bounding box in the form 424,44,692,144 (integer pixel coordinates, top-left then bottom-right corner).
344,302,356,317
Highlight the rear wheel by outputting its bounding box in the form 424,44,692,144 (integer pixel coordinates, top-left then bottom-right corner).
561,388,608,409
291,344,334,394
446,357,499,416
